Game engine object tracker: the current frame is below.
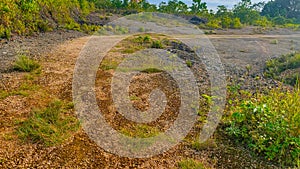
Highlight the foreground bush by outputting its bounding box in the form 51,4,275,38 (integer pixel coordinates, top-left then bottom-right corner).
225,85,300,167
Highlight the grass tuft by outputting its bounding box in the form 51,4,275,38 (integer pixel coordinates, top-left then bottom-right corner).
16,100,80,146
178,159,206,169
13,55,40,72
120,124,159,138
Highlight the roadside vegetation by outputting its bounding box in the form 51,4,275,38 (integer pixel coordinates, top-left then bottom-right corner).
1,0,300,39
224,81,300,167
265,53,300,86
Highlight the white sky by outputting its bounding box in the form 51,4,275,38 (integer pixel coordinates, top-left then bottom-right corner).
148,0,270,11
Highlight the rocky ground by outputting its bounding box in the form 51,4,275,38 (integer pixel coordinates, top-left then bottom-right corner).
0,27,299,168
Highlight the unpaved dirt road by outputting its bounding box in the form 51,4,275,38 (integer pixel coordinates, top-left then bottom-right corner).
1,29,299,168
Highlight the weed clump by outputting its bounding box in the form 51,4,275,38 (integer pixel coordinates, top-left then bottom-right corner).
17,100,80,146
13,55,40,72
178,159,206,169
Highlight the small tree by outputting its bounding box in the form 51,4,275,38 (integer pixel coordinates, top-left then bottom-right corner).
190,0,208,14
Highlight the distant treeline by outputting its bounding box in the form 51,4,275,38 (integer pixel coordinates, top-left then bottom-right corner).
1,0,300,39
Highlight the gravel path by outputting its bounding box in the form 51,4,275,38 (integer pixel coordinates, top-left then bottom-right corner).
0,30,87,73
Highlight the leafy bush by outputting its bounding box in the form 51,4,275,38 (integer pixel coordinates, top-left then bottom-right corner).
206,19,221,29
220,16,232,29
17,100,79,146
272,16,294,25
225,85,300,167
231,18,243,29
13,55,40,72
254,16,273,27
64,21,81,31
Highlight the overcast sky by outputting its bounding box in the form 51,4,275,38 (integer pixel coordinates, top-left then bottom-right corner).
148,0,270,11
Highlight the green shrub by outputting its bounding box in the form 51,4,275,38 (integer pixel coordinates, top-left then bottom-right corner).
231,18,243,29
254,16,273,27
138,27,145,32
272,16,293,25
151,40,163,48
264,53,300,85
206,19,221,29
64,21,81,31
221,16,232,29
143,35,151,43
282,23,300,30
178,159,206,169
225,85,300,167
37,20,52,32
17,100,80,146
186,60,192,67
13,55,40,72
0,0,94,38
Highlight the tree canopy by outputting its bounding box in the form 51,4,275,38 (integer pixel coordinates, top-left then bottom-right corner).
261,0,300,23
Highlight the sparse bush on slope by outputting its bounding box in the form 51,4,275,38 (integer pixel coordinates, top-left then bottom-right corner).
0,0,94,39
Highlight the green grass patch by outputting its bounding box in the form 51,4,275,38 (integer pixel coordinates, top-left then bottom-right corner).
13,55,40,72
140,68,163,73
0,90,10,100
224,85,300,167
270,39,279,44
100,59,119,70
120,124,160,138
0,82,40,100
178,159,206,169
191,139,217,151
16,100,80,146
129,95,141,101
